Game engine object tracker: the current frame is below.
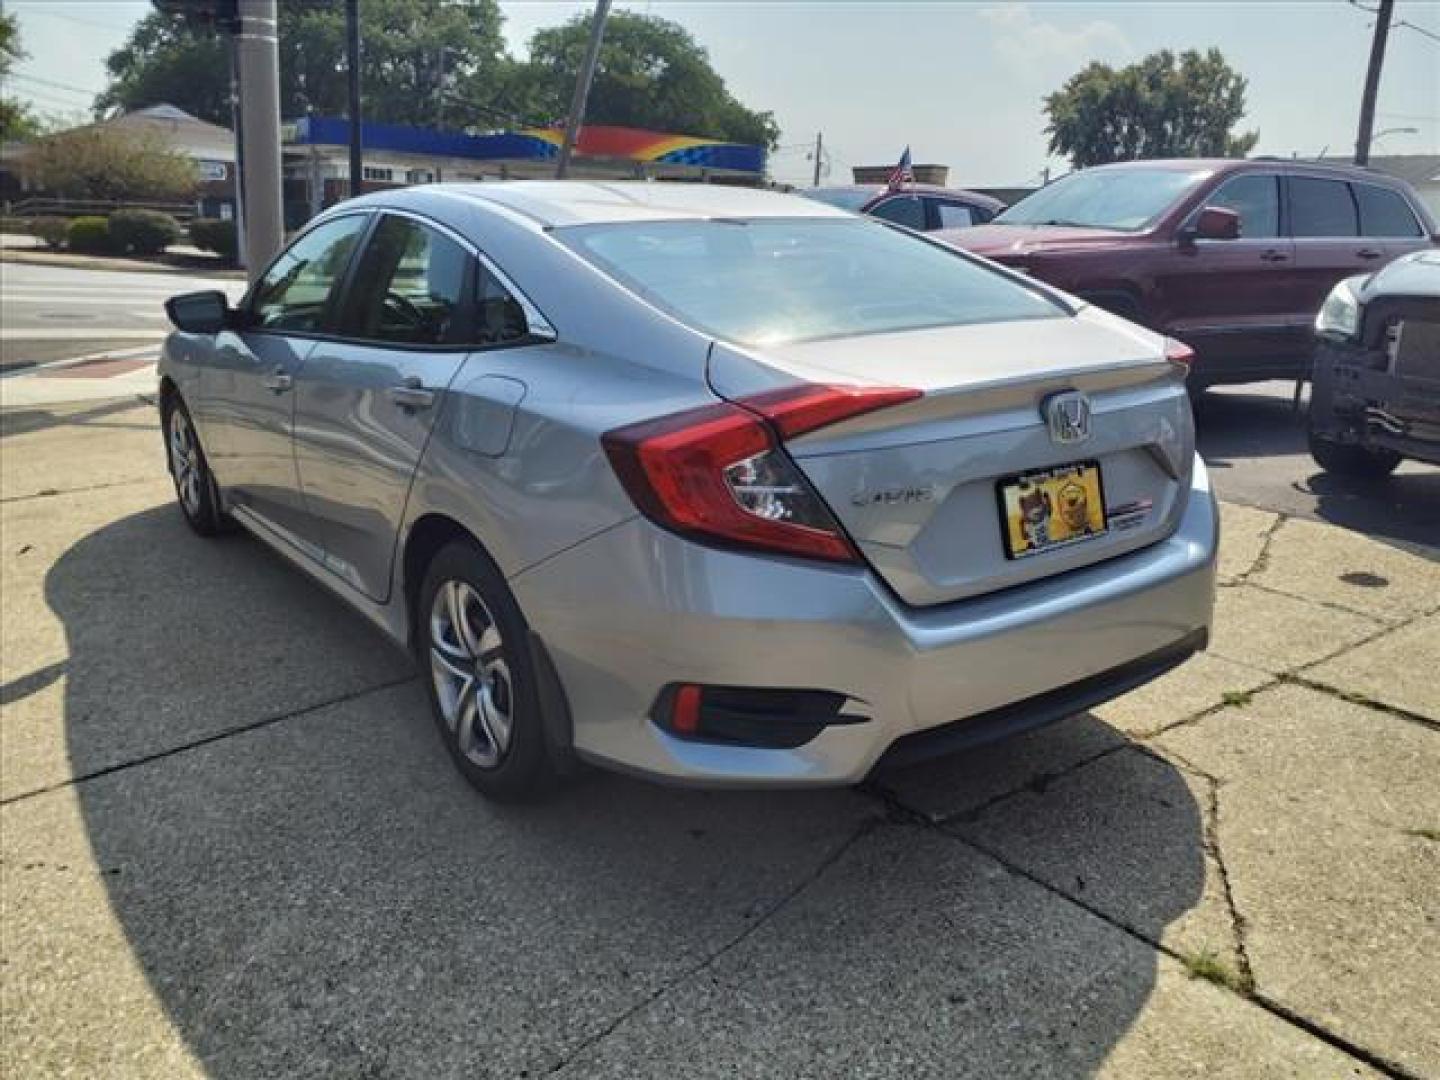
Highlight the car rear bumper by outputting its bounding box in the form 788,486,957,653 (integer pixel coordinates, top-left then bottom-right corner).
511,455,1218,788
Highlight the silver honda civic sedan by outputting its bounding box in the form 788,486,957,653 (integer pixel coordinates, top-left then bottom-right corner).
160,182,1217,801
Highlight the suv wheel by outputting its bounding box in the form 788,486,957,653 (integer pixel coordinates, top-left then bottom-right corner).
1308,432,1401,479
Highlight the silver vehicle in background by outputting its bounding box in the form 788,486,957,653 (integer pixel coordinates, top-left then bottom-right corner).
160,182,1217,802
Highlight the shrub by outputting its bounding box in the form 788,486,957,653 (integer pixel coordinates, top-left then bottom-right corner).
28,216,70,249
108,209,182,255
67,215,113,254
189,217,238,260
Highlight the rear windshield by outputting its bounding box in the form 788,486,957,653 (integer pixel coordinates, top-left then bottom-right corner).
799,188,874,211
556,217,1065,346
996,167,1212,231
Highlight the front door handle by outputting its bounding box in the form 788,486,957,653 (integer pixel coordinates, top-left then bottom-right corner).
388,376,435,411
262,367,292,393
1356,247,1383,260
1260,249,1289,263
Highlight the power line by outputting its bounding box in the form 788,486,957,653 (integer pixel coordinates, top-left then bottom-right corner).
7,71,97,98
11,7,138,33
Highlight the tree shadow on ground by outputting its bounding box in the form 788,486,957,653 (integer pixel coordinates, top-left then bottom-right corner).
43,504,1207,1077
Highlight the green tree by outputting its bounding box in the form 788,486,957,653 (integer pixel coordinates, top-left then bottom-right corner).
27,126,197,201
1044,49,1259,168
96,0,507,128
1,11,41,141
500,11,779,147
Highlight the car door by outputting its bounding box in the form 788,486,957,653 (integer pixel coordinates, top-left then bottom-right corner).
290,211,479,601
1287,175,1373,322
1156,173,1300,373
204,212,370,548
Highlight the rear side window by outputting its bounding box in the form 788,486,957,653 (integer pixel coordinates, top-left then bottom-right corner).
1204,174,1279,238
870,196,926,230
1353,184,1423,238
934,201,976,229
339,215,471,346
1288,177,1358,237
250,214,368,332
474,264,531,345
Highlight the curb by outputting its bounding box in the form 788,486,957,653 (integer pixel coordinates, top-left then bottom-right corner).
0,249,246,280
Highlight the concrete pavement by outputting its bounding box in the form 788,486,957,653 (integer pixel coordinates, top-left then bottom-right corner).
1,397,1435,1078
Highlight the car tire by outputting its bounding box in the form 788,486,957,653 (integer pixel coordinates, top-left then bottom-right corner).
1308,432,1401,479
418,539,557,802
162,395,228,536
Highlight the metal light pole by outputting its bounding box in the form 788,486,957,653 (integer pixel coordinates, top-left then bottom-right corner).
556,0,611,180
346,0,363,197
811,131,823,187
235,0,283,278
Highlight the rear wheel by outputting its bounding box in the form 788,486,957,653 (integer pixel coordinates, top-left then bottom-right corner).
163,396,227,536
418,540,555,802
1308,432,1401,479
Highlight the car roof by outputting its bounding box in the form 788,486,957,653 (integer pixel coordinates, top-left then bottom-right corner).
808,183,1004,205
399,181,853,228
1085,157,1413,184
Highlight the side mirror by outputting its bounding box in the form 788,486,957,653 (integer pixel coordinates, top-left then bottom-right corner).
165,290,232,334
1183,206,1242,244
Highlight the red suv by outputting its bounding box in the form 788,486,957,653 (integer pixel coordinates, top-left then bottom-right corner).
938,159,1438,388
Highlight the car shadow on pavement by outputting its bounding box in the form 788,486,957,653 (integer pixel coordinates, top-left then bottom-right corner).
42,504,1208,1078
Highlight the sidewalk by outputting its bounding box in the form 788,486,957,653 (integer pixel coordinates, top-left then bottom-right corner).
1,399,1435,1078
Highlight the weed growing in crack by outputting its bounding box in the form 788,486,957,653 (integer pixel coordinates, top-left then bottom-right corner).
1181,948,1253,994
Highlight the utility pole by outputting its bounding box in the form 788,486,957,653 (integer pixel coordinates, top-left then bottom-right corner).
556,0,611,180
346,0,363,196
235,0,283,278
811,131,823,187
1354,0,1394,166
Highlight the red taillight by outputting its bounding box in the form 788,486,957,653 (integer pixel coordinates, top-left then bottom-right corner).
1164,338,1195,371
602,383,918,564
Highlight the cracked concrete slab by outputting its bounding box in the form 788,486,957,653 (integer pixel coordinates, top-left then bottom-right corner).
554,825,1379,1079
1,397,163,500
1305,613,1440,719
1247,516,1440,622
949,747,1242,976
875,713,1125,822
1156,684,1440,1076
1208,583,1381,674
1092,651,1272,739
0,681,878,1079
1215,502,1281,584
0,483,412,799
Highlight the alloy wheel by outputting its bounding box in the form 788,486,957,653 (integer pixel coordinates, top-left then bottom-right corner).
168,408,203,518
429,580,514,769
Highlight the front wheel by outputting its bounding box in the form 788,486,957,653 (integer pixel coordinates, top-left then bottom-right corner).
164,397,227,536
1308,432,1401,479
419,540,556,802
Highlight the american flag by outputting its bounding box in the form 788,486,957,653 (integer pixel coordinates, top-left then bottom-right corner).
887,146,914,190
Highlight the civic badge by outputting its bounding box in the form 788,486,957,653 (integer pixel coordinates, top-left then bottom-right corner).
1044,390,1092,445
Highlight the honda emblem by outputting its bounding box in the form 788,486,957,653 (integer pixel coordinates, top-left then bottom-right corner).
1044,391,1092,445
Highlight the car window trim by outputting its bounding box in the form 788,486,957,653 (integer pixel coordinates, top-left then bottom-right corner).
239,209,376,336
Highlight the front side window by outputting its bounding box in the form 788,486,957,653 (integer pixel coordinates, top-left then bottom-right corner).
1288,177,1358,237
557,217,1064,346
1203,174,1279,238
1353,184,1422,238
249,214,368,332
995,167,1212,232
339,215,471,346
869,196,926,230
934,201,976,229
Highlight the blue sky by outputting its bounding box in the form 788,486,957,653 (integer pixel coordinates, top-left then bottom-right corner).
6,1,1438,186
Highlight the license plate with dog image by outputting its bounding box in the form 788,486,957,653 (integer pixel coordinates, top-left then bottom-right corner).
997,461,1108,560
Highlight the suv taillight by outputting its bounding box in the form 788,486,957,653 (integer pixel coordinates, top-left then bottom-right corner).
602,384,919,564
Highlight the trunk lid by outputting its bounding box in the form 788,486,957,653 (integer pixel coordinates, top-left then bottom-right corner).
709,310,1194,606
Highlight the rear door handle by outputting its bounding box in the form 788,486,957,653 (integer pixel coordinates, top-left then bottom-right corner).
1260,249,1289,263
262,367,292,393
1356,248,1383,260
388,376,435,411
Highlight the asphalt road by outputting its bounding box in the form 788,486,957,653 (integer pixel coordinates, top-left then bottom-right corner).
1196,381,1439,559
0,262,224,372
